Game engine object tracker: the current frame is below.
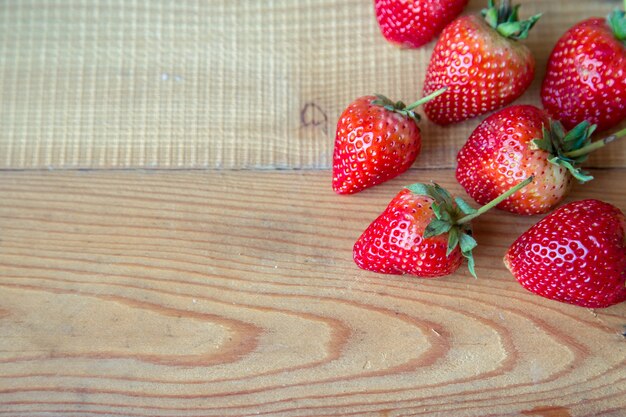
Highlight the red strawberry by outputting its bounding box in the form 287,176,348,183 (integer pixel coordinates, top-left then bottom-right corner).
332,89,446,194
456,104,626,215
541,10,626,132
374,0,469,48
354,177,533,278
505,199,626,308
422,0,541,125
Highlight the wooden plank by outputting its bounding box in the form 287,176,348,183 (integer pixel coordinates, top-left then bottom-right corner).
0,169,624,416
1,0,625,170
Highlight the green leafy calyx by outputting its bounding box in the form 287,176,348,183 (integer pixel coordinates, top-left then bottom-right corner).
608,9,626,42
531,120,597,183
481,0,542,40
405,183,478,278
371,88,448,125
405,177,534,278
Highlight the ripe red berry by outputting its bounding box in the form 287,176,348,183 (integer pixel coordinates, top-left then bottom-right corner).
422,0,540,125
541,11,626,132
456,104,626,215
374,0,468,48
354,187,464,277
332,89,446,194
354,178,533,278
505,199,626,308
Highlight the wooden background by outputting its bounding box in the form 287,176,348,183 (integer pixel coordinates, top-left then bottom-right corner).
1,0,625,170
0,1,625,416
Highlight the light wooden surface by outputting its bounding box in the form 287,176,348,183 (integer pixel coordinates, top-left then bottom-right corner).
0,170,625,416
2,1,626,416
1,0,625,170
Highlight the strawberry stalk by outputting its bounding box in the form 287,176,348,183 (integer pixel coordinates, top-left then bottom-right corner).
498,0,512,23
406,176,534,278
404,87,449,111
456,176,534,225
372,88,448,125
563,126,626,158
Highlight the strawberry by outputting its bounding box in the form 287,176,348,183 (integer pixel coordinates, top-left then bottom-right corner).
332,89,446,194
354,177,533,278
422,0,541,125
541,9,626,133
505,199,626,308
374,0,469,48
456,104,626,215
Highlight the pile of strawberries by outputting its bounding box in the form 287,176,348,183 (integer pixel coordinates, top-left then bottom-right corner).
333,0,626,309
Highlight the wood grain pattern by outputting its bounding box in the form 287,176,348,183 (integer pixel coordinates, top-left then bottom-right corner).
1,0,625,170
0,170,625,416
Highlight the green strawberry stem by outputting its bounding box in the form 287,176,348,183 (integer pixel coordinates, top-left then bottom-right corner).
372,88,449,125
404,87,448,111
563,127,626,158
457,176,534,225
501,0,511,14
